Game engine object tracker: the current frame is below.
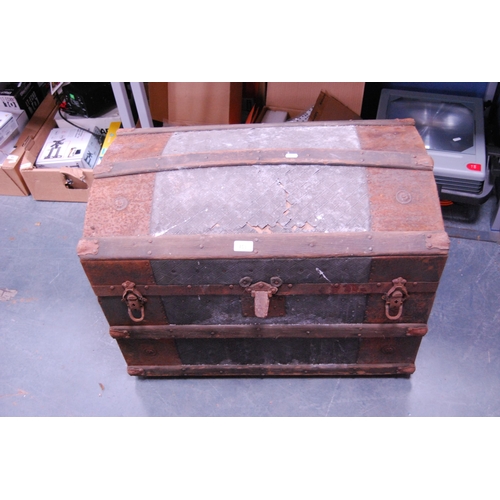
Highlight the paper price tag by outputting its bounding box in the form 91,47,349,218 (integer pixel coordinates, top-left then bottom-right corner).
233,240,254,252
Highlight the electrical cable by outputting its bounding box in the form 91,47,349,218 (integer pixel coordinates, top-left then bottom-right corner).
53,90,104,144
57,107,104,143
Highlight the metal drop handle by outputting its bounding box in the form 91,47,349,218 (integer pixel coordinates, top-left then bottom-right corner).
382,277,409,321
122,281,147,323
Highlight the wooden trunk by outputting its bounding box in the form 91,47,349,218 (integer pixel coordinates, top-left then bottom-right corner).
78,119,449,377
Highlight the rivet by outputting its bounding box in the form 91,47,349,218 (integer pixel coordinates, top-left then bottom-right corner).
199,244,204,249
110,285,115,290
144,285,149,289
288,284,293,288
229,284,234,289
368,234,372,239
377,282,381,287
427,234,432,238
187,285,192,289
368,247,373,251
147,250,152,255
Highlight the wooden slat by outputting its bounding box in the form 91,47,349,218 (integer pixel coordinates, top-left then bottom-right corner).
95,147,432,179
115,119,418,136
93,119,433,179
126,363,416,377
77,231,450,260
109,323,428,339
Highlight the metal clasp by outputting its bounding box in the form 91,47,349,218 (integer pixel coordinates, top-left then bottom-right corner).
240,277,283,318
382,277,409,321
122,281,147,323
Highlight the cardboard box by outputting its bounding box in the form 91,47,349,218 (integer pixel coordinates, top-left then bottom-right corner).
35,127,101,169
148,82,168,123
55,106,121,137
254,82,365,123
20,165,94,202
0,111,28,157
0,82,46,118
0,93,58,196
262,82,364,120
0,112,18,145
0,160,27,196
308,90,361,121
149,82,243,126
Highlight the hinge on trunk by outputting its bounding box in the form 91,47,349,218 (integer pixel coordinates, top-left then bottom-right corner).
122,281,147,323
382,277,409,321
240,277,283,318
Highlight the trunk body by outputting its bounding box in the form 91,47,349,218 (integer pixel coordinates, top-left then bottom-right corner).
78,120,448,377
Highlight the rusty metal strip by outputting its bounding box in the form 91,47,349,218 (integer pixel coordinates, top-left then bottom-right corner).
110,323,428,339
95,147,432,179
127,362,416,377
95,281,438,297
77,231,450,260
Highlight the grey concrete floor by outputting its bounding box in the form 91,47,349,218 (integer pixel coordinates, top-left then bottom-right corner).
1,193,499,417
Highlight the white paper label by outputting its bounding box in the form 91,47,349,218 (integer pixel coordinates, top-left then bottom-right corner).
233,240,254,252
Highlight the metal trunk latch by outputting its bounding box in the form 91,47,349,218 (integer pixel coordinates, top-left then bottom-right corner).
240,277,283,318
122,281,147,323
382,277,409,321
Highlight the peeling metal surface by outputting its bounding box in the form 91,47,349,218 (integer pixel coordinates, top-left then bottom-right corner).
151,164,370,236
76,239,99,256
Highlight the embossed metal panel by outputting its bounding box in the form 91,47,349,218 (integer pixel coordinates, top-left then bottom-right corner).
151,164,371,236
